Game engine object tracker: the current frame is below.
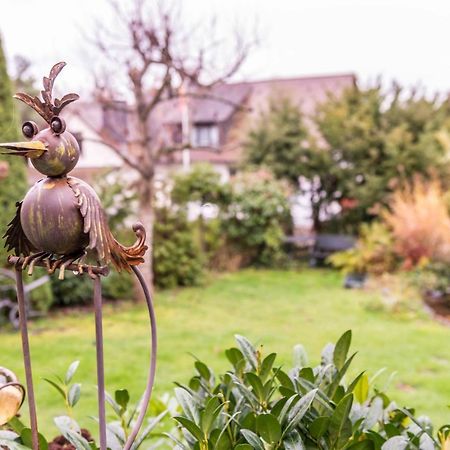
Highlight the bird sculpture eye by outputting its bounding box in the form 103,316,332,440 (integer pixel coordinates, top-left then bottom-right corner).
22,121,38,139
50,116,66,135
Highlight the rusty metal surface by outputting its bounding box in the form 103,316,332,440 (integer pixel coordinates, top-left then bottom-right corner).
2,61,155,450
20,177,88,255
14,62,79,124
93,276,107,450
123,266,157,450
8,256,110,277
15,269,40,450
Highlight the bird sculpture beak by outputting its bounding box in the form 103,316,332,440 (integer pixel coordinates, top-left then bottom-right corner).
0,141,47,158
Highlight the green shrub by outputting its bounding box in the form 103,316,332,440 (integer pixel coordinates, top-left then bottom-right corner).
51,270,134,307
0,37,28,266
171,332,450,450
153,208,204,289
411,262,450,300
221,172,292,267
329,222,397,275
102,270,134,300
51,273,93,307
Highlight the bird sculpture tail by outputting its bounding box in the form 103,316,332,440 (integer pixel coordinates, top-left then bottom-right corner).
109,222,148,272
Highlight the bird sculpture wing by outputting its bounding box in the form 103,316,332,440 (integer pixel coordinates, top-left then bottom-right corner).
3,202,37,256
67,178,147,271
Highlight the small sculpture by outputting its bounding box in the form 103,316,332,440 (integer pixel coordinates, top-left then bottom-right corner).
0,367,25,426
0,63,156,450
0,62,147,279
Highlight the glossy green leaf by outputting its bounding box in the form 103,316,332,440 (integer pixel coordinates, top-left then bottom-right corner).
65,361,80,384
195,361,211,380
174,416,204,441
293,344,308,368
200,396,222,435
310,416,330,439
175,387,200,423
234,445,253,450
285,389,317,434
246,372,265,401
241,429,265,450
259,353,277,382
333,330,352,370
235,335,258,370
353,374,369,404
43,377,66,401
114,389,130,410
346,439,375,450
20,428,48,450
275,369,295,391
68,383,81,407
329,393,354,449
284,429,306,450
256,413,281,444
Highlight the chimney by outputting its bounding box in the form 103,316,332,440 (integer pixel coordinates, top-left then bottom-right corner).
102,101,128,143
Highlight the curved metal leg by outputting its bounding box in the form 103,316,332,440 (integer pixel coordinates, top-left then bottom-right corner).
93,276,107,450
123,266,157,450
15,268,39,450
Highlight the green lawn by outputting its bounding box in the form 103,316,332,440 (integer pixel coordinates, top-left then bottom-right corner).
1,269,449,439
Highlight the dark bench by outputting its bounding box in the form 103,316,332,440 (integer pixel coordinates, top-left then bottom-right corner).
309,233,355,267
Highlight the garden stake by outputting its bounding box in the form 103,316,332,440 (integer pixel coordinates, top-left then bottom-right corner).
15,267,39,450
93,275,107,450
2,62,157,450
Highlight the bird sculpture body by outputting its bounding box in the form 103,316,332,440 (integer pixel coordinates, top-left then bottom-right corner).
1,62,147,278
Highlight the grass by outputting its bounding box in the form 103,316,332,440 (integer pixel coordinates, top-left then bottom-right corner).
1,268,449,439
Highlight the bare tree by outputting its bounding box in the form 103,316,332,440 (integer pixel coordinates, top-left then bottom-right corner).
87,0,254,290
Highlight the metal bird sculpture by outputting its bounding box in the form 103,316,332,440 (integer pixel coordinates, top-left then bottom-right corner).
0,62,147,279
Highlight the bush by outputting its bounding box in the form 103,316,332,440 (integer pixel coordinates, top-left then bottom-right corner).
102,270,134,300
153,208,204,289
172,332,450,450
221,172,292,267
51,273,93,307
328,222,397,275
412,262,450,301
383,180,450,268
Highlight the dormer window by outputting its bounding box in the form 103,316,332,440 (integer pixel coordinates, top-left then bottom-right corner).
191,123,219,148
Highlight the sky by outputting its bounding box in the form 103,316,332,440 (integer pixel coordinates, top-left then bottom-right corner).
1,0,450,96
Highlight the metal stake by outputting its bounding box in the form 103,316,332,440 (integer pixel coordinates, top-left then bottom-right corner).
93,276,107,450
123,266,158,450
15,268,39,450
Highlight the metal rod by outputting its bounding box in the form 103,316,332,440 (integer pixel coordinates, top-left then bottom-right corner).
123,266,157,450
15,268,39,450
93,276,107,450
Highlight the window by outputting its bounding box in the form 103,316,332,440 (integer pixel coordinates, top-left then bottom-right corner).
191,124,219,148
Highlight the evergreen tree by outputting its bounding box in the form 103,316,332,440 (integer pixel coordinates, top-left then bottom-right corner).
244,98,336,230
0,36,27,265
245,86,450,232
316,83,450,230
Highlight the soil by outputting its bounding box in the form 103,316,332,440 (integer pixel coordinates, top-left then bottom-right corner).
48,429,94,450
424,293,450,324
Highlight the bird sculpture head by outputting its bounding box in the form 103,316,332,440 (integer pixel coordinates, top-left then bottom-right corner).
0,62,80,177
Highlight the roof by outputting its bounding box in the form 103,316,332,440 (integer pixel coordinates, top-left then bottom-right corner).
155,73,356,125
64,72,356,166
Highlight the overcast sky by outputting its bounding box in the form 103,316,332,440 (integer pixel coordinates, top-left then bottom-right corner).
1,0,450,96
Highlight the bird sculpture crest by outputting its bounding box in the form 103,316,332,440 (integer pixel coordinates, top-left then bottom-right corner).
0,62,147,279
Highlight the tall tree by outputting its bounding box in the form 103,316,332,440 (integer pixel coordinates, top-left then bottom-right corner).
244,98,335,230
89,0,252,288
0,36,28,265
316,83,450,229
245,85,450,232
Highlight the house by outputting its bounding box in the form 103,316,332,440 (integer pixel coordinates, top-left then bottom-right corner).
28,73,355,226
